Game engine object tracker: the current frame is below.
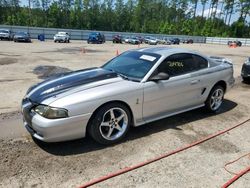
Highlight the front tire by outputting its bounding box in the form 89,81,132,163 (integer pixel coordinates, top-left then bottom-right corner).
88,103,131,145
205,85,225,112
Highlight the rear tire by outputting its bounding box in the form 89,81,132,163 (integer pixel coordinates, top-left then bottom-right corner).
88,103,131,145
205,85,225,112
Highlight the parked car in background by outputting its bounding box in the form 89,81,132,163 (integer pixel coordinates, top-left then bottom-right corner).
22,47,234,145
144,36,151,44
14,32,31,42
0,29,14,40
113,35,122,43
54,32,70,43
128,37,140,45
136,36,144,44
148,37,158,45
241,57,250,82
124,36,130,43
157,38,167,45
228,41,242,47
170,38,180,44
183,39,194,44
163,37,172,45
87,32,105,44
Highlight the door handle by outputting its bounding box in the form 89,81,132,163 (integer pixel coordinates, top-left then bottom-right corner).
190,80,200,85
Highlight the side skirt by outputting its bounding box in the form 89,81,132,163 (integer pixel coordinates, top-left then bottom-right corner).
135,104,205,127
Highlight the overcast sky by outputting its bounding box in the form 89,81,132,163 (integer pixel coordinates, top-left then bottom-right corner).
20,0,249,25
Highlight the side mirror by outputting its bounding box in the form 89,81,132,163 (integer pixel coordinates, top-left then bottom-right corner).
149,72,170,82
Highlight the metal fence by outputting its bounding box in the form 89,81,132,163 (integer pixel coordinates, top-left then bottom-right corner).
1,25,250,46
0,25,206,43
206,37,250,46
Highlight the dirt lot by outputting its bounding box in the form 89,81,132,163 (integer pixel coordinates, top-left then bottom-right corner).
0,41,249,188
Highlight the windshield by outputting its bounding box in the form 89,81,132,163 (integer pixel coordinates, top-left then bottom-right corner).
58,32,67,35
16,32,27,35
102,51,161,81
90,33,100,37
0,30,9,33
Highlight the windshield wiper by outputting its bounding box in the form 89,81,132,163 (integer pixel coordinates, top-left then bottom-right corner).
106,68,128,80
106,68,138,82
117,72,130,80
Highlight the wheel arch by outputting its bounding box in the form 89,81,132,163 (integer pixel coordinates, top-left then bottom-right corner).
205,80,226,112
205,80,227,103
213,80,227,92
86,100,135,136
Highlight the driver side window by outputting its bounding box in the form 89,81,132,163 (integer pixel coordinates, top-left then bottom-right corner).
157,53,208,77
158,53,193,77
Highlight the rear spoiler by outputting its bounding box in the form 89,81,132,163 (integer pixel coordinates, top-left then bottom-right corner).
209,56,233,65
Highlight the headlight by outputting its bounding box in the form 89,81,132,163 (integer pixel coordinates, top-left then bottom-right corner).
34,105,68,119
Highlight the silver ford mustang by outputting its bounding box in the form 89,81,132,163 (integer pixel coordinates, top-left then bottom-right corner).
22,47,234,144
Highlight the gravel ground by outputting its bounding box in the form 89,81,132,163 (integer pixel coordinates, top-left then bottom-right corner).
0,40,249,188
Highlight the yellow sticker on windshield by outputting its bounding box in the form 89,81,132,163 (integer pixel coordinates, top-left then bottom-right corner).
168,61,184,67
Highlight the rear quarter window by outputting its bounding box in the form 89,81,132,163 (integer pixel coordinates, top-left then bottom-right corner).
192,54,208,70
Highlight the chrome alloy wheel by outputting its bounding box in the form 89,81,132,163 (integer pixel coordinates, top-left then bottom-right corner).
210,88,224,111
99,108,128,140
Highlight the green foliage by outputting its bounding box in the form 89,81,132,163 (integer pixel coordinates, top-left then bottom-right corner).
0,0,249,37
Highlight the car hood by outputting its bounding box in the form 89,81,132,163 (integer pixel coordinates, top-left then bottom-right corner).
0,32,9,35
89,36,98,39
26,67,122,104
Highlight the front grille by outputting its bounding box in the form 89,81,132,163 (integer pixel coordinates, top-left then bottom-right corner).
23,110,32,126
22,98,35,126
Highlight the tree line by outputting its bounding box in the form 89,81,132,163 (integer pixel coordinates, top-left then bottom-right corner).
0,0,249,37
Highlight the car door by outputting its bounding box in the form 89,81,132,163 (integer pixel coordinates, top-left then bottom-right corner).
142,53,206,121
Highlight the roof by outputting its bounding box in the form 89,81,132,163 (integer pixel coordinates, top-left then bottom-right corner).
58,32,69,34
135,47,201,57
